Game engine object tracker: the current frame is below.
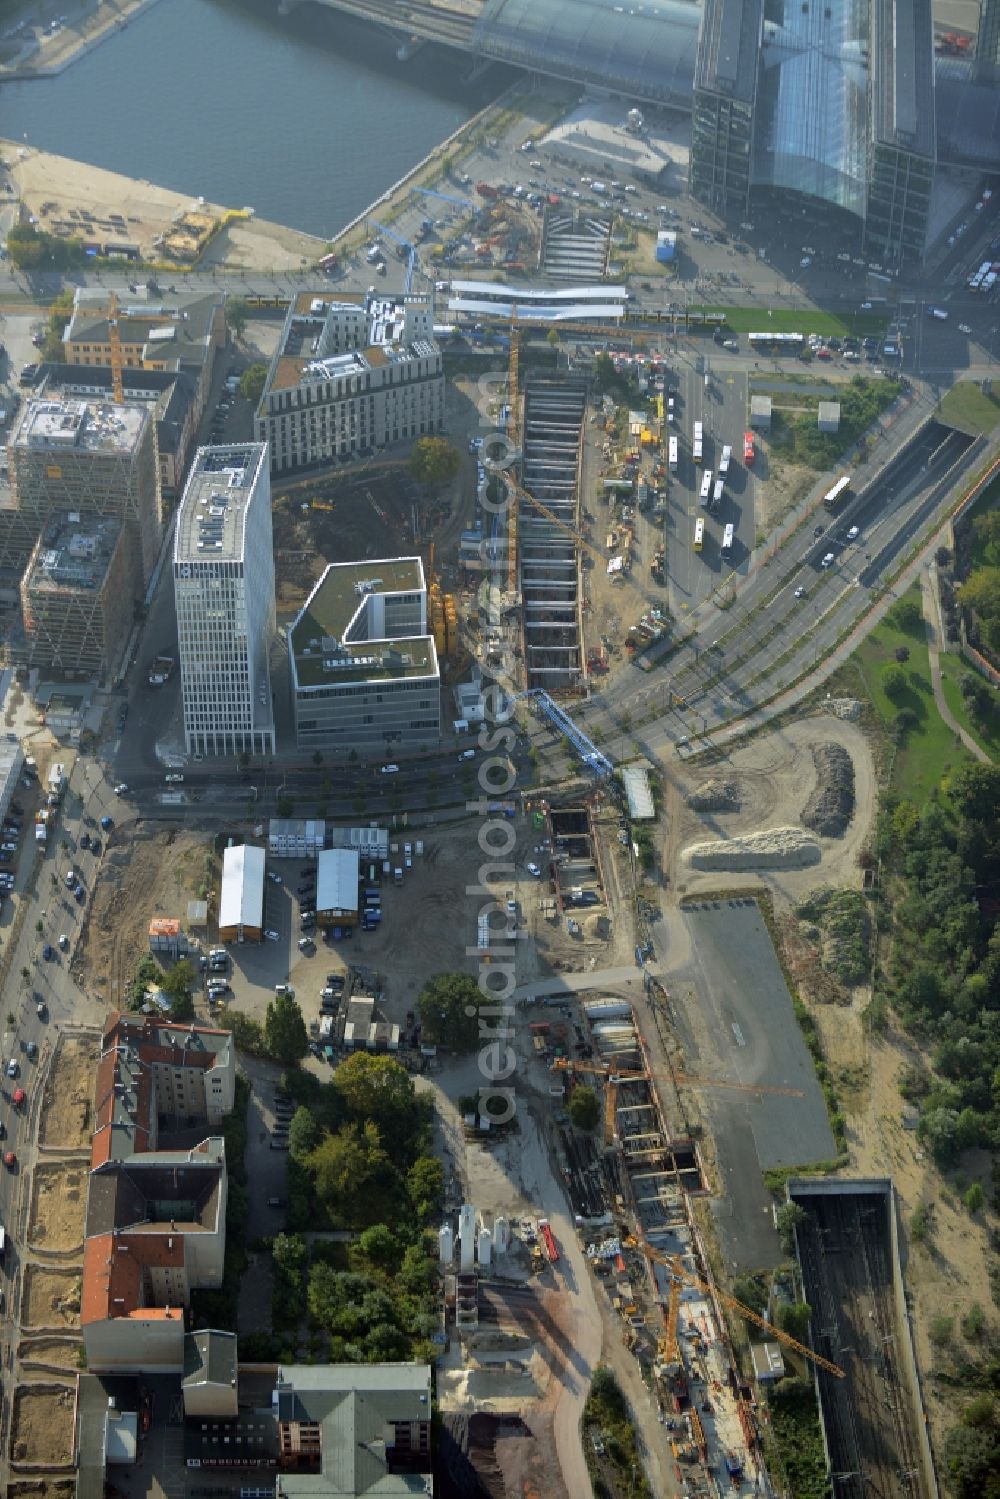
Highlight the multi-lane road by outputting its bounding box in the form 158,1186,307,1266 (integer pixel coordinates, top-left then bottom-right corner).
581,395,989,759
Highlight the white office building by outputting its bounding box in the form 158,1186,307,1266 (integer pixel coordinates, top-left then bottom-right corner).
173,443,276,757
288,557,440,751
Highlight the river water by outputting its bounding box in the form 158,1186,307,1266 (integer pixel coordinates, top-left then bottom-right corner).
0,0,509,237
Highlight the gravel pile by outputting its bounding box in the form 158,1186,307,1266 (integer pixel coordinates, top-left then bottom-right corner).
802,743,855,837
687,779,741,813
683,826,822,870
823,698,862,721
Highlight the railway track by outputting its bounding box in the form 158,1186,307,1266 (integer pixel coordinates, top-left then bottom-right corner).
797,1192,927,1498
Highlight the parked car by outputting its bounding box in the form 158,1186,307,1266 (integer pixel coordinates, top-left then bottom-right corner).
264,929,280,941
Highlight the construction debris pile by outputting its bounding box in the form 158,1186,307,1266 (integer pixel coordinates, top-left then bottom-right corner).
801,743,855,837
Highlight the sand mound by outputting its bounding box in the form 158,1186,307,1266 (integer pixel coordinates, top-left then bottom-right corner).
683,826,822,870
687,778,741,813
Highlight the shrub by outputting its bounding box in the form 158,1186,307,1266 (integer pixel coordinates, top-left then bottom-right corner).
960,1303,985,1340
965,1183,984,1215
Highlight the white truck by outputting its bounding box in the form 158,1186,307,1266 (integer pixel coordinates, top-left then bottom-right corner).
719,444,732,476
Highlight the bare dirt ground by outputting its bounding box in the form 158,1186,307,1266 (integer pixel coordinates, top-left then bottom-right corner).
22,1269,81,1332
11,1386,76,1467
667,713,877,902
28,1164,87,1253
1,141,322,269
756,456,820,534
19,1339,83,1371
828,1016,996,1466
9,1482,77,1499
74,827,211,996
39,1036,100,1150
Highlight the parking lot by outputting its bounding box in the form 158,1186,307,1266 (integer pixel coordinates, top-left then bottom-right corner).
670,899,836,1268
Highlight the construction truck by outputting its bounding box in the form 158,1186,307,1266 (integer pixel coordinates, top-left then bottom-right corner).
148,654,175,686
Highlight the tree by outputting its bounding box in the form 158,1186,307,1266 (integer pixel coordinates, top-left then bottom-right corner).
288,1105,320,1161
950,764,1000,827
890,595,922,633
160,958,195,1020
216,1008,265,1054
334,1053,415,1125
568,1085,600,1131
358,1224,403,1269
547,327,560,346
276,794,294,818
239,362,267,406
894,644,910,663
917,1106,961,1168
776,1201,806,1254
41,287,74,361
409,436,460,486
264,990,308,1066
775,1302,812,1339
406,1156,444,1222
417,972,489,1053
226,296,250,340
7,225,45,268
881,663,908,702
308,1121,400,1226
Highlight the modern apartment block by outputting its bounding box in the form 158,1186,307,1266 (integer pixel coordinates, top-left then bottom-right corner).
82,1011,236,1375
8,395,162,592
173,444,275,757
289,557,440,752
19,511,133,681
690,0,936,264
256,291,444,474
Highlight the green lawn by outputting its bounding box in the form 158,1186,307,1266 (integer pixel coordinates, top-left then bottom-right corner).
937,651,1000,762
853,587,974,801
689,305,887,337
938,382,1000,435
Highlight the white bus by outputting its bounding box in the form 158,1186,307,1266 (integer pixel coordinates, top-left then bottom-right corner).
823,474,851,512
712,479,725,512
700,469,713,504
668,435,678,471
693,518,705,552
693,421,703,462
719,443,732,475
721,523,735,557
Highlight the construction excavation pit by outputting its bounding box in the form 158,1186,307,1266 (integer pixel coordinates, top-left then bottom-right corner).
519,377,589,692
11,1384,77,1468
28,1163,88,1254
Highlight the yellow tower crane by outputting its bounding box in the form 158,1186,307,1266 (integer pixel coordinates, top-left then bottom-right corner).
107,290,125,406
505,310,521,594
640,1237,846,1379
